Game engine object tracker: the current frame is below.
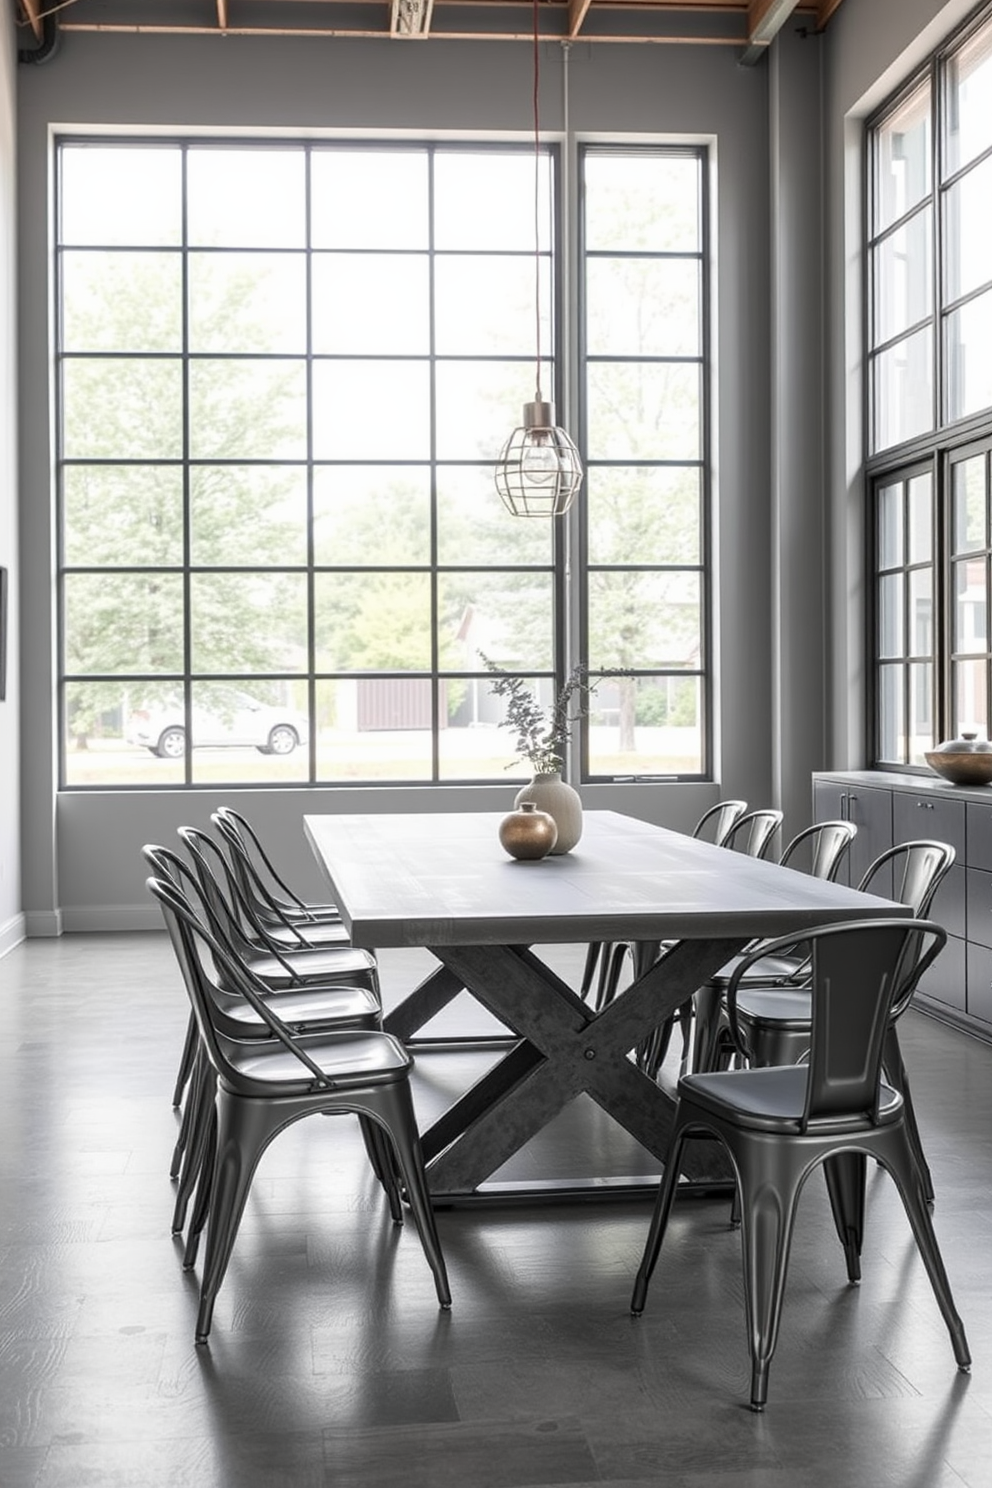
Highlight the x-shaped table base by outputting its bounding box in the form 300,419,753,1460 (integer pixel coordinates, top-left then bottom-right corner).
384,935,747,1201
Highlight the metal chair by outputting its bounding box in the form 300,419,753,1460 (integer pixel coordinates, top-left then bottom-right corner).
733,839,956,1205
147,873,451,1342
211,806,346,941
687,819,858,1076
581,799,749,1014
630,917,971,1412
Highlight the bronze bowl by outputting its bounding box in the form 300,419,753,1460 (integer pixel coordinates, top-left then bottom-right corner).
924,732,992,786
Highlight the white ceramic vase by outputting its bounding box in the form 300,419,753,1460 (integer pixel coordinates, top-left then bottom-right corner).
513,772,583,854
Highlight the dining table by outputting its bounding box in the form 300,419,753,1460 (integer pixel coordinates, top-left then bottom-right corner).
304,809,909,1205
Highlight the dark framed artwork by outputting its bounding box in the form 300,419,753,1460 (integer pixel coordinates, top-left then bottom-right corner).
0,567,7,702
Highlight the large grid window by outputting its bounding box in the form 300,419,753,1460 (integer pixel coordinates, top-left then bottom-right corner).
869,3,992,765
57,137,711,788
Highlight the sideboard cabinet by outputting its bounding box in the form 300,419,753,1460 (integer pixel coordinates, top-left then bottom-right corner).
813,770,989,1040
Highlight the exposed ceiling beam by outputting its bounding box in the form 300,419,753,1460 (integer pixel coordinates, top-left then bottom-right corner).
567,0,593,40
391,0,435,36
216,0,229,30
740,0,800,65
18,0,44,42
816,0,844,28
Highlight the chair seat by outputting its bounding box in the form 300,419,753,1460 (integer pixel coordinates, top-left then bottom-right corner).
239,945,378,988
735,986,813,1029
261,919,353,948
217,983,381,1033
710,951,807,987
681,1065,903,1134
226,1028,413,1093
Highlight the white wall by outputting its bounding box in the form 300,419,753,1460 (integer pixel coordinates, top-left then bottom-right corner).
0,9,21,955
16,32,788,929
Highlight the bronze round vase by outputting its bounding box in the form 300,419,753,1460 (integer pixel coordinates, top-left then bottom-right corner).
513,772,583,854
498,801,558,861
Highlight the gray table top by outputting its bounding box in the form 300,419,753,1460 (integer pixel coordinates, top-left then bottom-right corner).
304,809,907,950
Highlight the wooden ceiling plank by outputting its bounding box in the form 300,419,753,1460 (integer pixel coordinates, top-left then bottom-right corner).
217,0,229,29
19,0,45,43
746,0,800,46
568,0,593,39
816,0,845,28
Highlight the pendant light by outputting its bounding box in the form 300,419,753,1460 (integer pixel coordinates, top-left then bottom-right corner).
494,4,583,518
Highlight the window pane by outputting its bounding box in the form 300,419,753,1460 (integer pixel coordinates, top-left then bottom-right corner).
879,572,904,657
945,288,992,422
587,467,701,567
907,473,932,563
312,253,431,355
587,363,700,461
952,456,986,552
60,146,181,246
436,466,550,566
878,664,905,761
954,657,989,736
588,571,700,670
439,572,555,672
311,150,429,249
433,152,552,252
436,360,543,461
187,148,306,248
878,482,903,567
584,154,699,252
190,573,308,673
62,250,182,353
314,466,431,566
313,361,431,460
189,359,307,461
63,465,183,567
874,83,931,234
433,255,551,356
62,358,184,459
63,571,184,674
187,681,310,784
872,324,933,451
945,19,992,174
189,252,307,354
943,154,992,305
909,568,933,654
315,679,433,781
586,258,700,356
587,675,703,776
314,572,432,671
872,209,932,344
190,466,308,567
64,680,186,787
954,557,987,652
908,661,933,763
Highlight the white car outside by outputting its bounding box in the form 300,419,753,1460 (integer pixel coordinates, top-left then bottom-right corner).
127,690,309,758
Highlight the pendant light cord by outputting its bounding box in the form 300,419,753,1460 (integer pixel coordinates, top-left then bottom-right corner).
532,0,543,404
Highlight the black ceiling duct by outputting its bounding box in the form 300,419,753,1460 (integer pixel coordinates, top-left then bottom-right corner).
19,13,61,65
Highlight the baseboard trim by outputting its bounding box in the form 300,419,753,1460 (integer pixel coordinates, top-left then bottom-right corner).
24,908,63,939
60,905,163,934
0,913,28,958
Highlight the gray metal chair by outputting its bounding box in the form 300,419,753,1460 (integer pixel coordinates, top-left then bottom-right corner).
147,873,451,1342
733,839,956,1206
630,917,970,1412
211,806,346,944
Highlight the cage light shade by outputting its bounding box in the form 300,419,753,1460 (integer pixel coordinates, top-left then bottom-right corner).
494,400,584,517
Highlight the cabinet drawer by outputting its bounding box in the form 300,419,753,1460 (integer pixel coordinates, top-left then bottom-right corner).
892,791,966,859
928,864,966,939
917,931,967,1013
966,942,992,1025
967,800,992,871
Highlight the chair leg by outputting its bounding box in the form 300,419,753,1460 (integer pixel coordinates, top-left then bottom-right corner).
874,1129,971,1372
183,1102,217,1270
359,1114,403,1223
172,1055,215,1236
580,943,602,1001
359,1085,451,1310
736,1146,804,1411
690,982,725,1074
172,1010,199,1109
823,1152,867,1284
883,1026,934,1205
631,1128,688,1315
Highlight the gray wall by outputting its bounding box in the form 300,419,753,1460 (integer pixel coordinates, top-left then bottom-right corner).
13,4,980,932
0,10,19,955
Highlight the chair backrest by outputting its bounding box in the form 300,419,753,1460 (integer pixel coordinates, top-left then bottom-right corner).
210,809,311,942
146,873,330,1091
692,800,748,847
858,840,955,916
176,826,303,974
779,820,857,882
212,806,309,918
722,808,784,860
725,917,947,1128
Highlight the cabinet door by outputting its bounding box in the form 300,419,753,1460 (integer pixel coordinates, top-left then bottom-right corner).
843,785,894,890
892,792,966,936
